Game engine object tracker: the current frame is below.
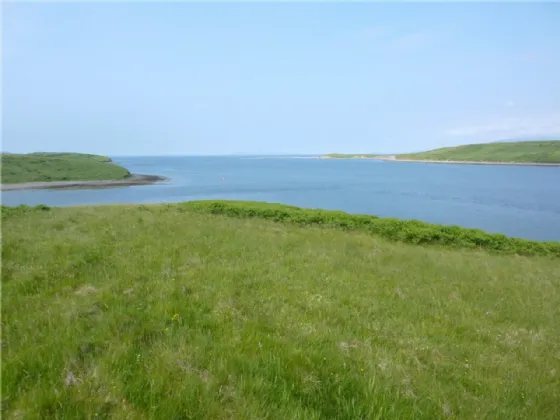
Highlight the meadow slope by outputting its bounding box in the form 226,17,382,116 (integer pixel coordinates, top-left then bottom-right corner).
2,203,559,419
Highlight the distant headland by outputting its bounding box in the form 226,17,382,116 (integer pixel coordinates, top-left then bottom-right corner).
0,152,166,191
322,140,560,166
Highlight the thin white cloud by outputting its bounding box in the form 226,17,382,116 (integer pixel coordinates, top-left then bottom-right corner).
505,100,515,108
446,114,560,138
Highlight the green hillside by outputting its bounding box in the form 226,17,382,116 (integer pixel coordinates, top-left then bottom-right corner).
397,140,560,163
28,152,113,162
0,153,130,184
2,202,559,419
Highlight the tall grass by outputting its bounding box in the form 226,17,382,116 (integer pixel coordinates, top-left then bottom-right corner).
2,203,559,419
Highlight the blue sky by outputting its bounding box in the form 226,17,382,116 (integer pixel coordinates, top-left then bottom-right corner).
3,2,560,155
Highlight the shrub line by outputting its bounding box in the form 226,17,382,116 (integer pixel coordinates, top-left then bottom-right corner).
4,201,558,257
181,201,560,258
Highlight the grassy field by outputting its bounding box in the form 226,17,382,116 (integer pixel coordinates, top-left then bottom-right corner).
0,153,130,184
2,202,559,419
397,140,560,163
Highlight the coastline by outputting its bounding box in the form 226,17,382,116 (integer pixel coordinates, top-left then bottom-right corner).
0,174,167,191
321,155,560,166
381,157,560,167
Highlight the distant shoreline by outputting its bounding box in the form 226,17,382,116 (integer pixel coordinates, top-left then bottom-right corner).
322,140,560,166
0,174,167,191
379,157,560,167
321,155,560,166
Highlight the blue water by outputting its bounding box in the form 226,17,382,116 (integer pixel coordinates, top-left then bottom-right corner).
2,156,560,241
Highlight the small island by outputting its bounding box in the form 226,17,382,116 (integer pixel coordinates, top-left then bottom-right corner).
323,140,560,166
0,152,166,191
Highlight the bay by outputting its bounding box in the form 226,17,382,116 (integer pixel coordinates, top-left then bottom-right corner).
2,156,559,241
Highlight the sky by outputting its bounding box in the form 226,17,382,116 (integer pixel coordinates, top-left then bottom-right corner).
2,2,560,156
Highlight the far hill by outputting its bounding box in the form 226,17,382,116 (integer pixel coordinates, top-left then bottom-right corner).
1,152,130,184
396,140,560,164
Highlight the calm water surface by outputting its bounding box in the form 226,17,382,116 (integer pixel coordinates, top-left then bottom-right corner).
2,156,560,241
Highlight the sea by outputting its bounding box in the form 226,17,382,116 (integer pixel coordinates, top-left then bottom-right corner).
2,156,560,241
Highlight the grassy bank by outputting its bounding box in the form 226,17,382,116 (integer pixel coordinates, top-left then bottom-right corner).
2,203,559,419
183,201,560,257
397,140,560,164
0,153,130,184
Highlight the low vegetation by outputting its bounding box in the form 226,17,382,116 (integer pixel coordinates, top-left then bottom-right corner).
184,201,560,257
397,140,560,163
0,153,130,184
2,202,559,419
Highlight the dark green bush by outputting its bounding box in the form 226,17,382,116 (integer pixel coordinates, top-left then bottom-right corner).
182,201,560,258
1,204,50,218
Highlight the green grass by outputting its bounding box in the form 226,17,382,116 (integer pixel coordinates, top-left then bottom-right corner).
0,153,130,184
397,140,560,163
2,203,559,419
183,201,560,257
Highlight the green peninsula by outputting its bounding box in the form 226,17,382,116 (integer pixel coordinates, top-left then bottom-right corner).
1,152,130,184
323,140,560,165
396,140,560,164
